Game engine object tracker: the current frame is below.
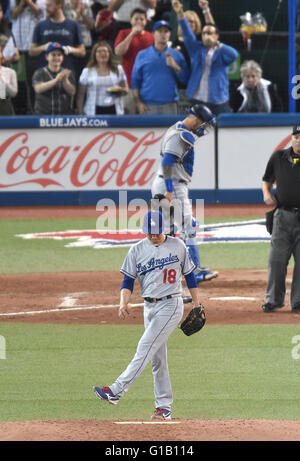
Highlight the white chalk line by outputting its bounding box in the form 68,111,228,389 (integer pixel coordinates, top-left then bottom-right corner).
0,303,144,317
209,296,257,301
114,421,181,425
0,297,259,317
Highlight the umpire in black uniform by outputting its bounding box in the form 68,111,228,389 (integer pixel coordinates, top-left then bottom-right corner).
262,125,300,313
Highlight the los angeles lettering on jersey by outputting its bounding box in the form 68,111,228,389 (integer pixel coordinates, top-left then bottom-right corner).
136,254,180,274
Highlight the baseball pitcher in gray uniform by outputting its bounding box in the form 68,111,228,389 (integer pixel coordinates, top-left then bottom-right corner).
93,210,202,420
151,103,218,283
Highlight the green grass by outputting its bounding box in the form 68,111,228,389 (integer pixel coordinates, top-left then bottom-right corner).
1,323,300,422
0,216,273,274
0,218,129,274
0,212,298,425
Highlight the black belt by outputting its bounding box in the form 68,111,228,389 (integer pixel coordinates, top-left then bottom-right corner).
158,175,187,184
144,295,175,303
281,206,300,213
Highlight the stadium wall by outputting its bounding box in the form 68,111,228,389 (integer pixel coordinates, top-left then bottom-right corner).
0,114,298,206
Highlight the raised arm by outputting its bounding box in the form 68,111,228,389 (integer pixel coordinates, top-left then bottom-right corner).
108,0,124,12
115,27,141,57
198,0,215,25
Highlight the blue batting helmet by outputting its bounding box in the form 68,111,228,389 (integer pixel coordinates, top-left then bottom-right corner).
142,210,164,234
188,104,216,125
187,103,216,137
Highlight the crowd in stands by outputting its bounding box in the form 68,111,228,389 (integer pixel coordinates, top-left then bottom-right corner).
0,0,286,116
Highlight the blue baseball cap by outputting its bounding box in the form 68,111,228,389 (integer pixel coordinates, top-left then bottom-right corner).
45,42,65,54
152,20,172,32
142,210,164,234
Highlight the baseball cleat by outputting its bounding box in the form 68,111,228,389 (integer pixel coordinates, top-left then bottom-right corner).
93,386,120,405
151,408,171,421
195,269,218,283
291,304,300,313
262,303,284,313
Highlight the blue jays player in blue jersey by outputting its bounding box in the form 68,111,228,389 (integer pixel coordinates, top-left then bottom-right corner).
93,210,202,420
151,103,218,283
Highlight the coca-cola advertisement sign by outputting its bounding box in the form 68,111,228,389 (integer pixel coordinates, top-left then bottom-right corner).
0,128,166,191
0,122,292,193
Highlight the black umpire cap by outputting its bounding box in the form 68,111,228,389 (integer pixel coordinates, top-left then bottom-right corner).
292,125,300,135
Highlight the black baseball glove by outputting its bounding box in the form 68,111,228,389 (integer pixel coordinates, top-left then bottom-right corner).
180,304,206,336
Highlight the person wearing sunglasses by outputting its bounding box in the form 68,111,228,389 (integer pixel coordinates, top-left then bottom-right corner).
172,0,238,115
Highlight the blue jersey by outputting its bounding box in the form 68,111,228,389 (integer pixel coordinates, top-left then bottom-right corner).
131,45,189,105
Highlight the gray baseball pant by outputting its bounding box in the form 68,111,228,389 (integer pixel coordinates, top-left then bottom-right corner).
265,208,300,308
110,297,184,410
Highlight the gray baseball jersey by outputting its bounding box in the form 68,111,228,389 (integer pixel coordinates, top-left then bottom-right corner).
156,121,197,183
120,235,195,298
111,234,194,408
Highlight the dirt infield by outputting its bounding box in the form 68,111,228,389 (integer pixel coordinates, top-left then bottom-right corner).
0,269,297,326
1,418,300,442
0,204,299,441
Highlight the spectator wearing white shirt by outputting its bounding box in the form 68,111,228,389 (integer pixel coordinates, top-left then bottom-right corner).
64,0,94,48
0,44,18,114
10,0,46,52
0,3,20,66
64,0,95,77
10,0,46,113
77,40,129,115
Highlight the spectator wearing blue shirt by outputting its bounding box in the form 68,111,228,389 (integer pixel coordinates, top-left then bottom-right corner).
173,0,238,115
29,0,86,76
131,19,189,115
